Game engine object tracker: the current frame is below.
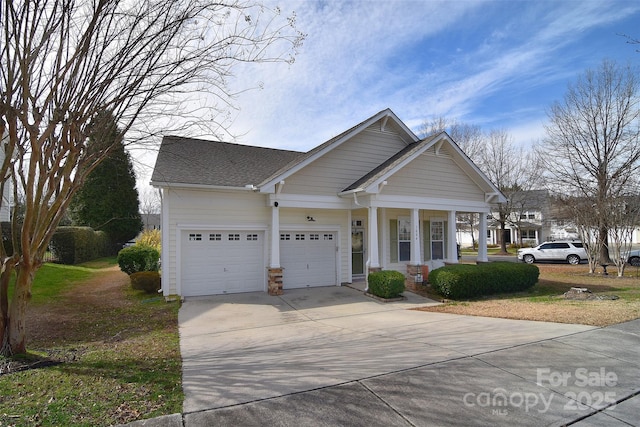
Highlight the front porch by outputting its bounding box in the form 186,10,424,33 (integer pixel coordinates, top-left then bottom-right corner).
347,206,490,284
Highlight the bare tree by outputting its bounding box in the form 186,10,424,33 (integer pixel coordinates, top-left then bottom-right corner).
420,117,485,161
608,195,640,276
476,129,531,254
540,59,640,272
420,117,486,249
140,187,161,230
0,0,304,355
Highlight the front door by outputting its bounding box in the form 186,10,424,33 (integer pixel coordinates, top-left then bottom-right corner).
351,228,364,275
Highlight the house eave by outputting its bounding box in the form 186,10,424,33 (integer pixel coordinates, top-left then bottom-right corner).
150,180,258,192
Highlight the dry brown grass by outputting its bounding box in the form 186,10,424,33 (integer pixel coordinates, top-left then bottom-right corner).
415,263,640,327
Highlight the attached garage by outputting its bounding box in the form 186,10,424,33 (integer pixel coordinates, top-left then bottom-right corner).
280,231,338,289
180,230,265,296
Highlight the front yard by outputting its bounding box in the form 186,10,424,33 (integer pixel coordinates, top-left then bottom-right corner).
2,258,639,425
416,263,640,326
0,259,182,426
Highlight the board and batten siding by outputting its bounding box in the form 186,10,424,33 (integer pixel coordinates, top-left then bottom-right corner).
384,147,485,202
282,125,409,196
164,188,271,295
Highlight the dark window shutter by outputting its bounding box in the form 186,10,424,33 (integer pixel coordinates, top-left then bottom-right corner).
390,219,398,263
423,220,431,261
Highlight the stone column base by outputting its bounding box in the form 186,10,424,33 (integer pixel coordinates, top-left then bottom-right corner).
267,267,284,296
366,266,382,275
405,264,424,291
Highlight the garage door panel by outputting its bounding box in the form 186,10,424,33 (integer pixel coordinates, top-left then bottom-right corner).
181,231,264,296
281,232,337,289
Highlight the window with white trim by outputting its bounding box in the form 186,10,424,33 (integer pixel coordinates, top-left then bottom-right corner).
280,234,291,240
295,234,305,240
228,234,240,241
209,233,221,241
310,234,319,240
189,233,202,241
323,234,334,240
247,234,258,241
398,216,410,261
431,220,444,260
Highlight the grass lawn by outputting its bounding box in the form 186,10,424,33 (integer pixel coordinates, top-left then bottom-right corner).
0,258,182,426
416,263,640,326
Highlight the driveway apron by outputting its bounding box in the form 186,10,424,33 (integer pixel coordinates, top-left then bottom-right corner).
178,286,640,426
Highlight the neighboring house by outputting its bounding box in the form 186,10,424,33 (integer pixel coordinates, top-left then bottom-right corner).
141,213,161,231
459,190,640,248
151,109,506,297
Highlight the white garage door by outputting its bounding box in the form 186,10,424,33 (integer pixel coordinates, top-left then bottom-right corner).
181,230,264,296
280,231,337,289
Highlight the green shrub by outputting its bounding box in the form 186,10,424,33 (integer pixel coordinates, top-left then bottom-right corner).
429,262,539,300
117,245,160,275
367,270,405,299
49,226,110,264
130,271,161,293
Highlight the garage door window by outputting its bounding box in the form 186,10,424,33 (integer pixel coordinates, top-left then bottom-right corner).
228,234,240,241
280,234,290,240
295,233,305,240
209,233,221,241
189,233,202,241
247,234,258,241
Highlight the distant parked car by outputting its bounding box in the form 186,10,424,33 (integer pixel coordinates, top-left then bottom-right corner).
517,241,587,265
627,249,640,267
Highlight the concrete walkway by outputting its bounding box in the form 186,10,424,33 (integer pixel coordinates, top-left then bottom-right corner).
123,286,640,426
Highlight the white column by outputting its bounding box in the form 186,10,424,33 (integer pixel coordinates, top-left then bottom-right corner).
368,206,379,268
410,208,421,264
447,210,458,263
270,205,280,268
478,213,488,262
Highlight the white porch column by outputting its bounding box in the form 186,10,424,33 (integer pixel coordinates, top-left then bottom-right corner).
478,213,488,262
368,206,380,268
270,205,280,268
410,208,421,264
447,210,458,263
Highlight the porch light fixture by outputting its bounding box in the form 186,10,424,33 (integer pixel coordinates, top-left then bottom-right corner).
306,216,316,222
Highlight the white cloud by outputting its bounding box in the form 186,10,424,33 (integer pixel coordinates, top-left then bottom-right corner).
137,0,640,192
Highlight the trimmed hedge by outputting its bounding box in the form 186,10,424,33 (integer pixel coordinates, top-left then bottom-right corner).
429,262,539,300
117,244,160,275
49,226,110,265
368,270,406,299
130,271,161,293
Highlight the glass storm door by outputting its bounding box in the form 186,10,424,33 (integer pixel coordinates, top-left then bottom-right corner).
351,229,364,275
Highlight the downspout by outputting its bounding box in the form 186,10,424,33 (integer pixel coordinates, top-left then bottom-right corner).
353,192,370,292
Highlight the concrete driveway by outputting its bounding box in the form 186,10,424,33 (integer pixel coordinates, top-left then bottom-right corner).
167,286,640,426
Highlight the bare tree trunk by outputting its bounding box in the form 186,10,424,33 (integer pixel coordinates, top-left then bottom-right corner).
1,266,35,355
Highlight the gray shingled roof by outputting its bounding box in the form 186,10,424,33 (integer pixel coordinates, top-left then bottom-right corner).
151,136,303,187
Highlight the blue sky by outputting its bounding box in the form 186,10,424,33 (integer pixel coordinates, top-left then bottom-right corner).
227,0,640,149
139,0,640,187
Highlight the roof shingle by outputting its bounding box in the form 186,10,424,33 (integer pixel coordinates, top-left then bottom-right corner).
151,136,303,187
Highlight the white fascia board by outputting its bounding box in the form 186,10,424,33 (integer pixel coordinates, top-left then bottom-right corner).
268,193,351,209
149,181,257,192
371,194,492,212
259,109,419,192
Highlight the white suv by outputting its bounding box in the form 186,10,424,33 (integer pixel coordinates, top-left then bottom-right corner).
517,241,587,265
